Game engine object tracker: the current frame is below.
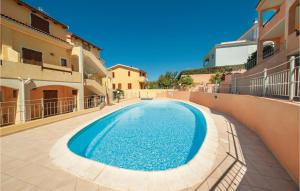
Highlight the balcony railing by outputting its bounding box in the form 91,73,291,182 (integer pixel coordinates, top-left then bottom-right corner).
0,95,104,127
220,56,300,101
263,45,280,59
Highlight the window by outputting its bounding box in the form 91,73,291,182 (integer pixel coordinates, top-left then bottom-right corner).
128,83,132,89
60,58,68,67
118,83,122,89
31,13,49,33
72,90,77,95
112,72,115,78
12,90,17,98
112,83,116,90
22,48,43,66
61,58,67,67
140,72,145,77
128,71,131,77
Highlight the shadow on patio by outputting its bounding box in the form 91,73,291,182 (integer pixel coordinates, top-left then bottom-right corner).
194,110,297,191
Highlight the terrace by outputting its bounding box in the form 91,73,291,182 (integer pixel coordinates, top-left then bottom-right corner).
0,98,297,190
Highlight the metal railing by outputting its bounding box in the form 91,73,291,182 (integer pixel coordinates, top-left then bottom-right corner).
0,95,104,127
84,95,104,109
0,101,17,127
263,46,280,59
214,56,300,101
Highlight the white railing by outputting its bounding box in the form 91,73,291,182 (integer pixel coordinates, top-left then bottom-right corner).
0,101,17,127
225,56,299,101
0,95,104,127
26,97,76,121
84,95,104,109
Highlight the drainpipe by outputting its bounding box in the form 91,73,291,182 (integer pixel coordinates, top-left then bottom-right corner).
18,77,31,123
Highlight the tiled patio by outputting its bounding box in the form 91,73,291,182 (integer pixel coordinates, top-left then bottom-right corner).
0,99,297,191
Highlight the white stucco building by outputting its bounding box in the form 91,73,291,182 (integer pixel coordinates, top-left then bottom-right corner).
203,21,258,68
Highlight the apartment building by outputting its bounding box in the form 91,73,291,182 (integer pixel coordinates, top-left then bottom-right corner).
0,0,111,126
108,64,147,90
225,0,300,100
203,21,258,68
254,0,299,72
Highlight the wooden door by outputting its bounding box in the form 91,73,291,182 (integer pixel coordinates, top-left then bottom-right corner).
43,90,58,117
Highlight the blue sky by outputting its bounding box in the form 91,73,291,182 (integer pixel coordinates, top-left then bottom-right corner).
25,0,258,80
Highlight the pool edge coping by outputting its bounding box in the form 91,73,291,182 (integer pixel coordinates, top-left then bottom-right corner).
49,98,220,191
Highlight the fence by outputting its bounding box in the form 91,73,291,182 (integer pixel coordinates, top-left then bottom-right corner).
206,56,300,101
0,95,104,127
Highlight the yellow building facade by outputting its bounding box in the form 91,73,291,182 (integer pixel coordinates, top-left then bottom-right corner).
0,0,111,126
109,64,147,90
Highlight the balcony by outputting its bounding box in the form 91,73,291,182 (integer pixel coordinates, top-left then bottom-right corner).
72,47,107,77
0,14,71,48
82,49,107,76
84,74,107,96
260,6,285,41
0,60,81,83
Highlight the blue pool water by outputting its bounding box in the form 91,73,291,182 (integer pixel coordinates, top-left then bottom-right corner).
68,100,207,171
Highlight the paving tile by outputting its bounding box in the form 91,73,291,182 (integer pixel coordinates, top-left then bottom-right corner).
0,176,43,191
0,100,297,191
263,176,298,191
75,178,99,191
243,171,271,190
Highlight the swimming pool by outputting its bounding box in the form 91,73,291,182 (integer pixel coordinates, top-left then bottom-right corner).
68,100,207,171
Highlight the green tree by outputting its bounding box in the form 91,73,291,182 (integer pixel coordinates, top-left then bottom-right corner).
113,89,124,103
145,81,159,89
158,72,178,89
209,72,224,84
178,75,194,90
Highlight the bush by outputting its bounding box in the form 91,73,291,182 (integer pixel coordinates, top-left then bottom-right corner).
113,89,124,102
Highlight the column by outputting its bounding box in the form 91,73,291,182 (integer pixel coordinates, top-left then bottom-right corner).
15,80,26,123
257,10,264,64
77,46,85,110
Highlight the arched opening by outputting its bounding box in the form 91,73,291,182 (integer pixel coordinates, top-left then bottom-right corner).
0,86,18,126
26,85,78,120
262,41,279,59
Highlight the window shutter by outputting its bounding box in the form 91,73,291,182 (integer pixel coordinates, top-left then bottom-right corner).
31,13,50,33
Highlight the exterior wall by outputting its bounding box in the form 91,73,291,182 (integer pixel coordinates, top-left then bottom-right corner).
0,86,18,126
204,21,258,68
256,0,299,64
68,36,101,59
29,85,75,101
1,24,72,68
203,48,216,68
165,91,299,184
1,61,81,83
28,85,76,120
1,0,68,40
110,67,146,90
189,74,212,85
0,86,18,103
287,0,300,56
215,44,257,67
